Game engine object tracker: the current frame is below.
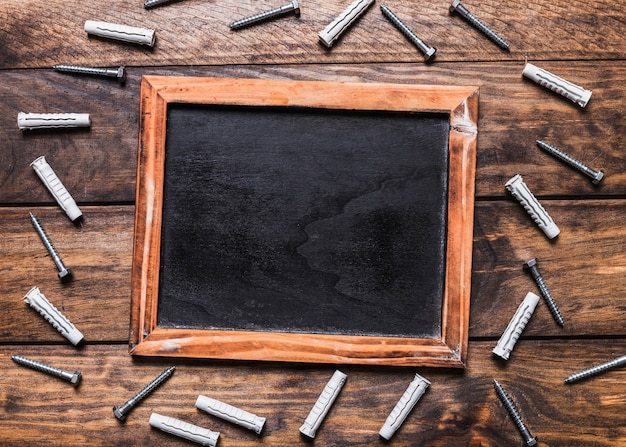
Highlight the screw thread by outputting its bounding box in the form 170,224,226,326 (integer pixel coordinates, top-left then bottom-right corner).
12,355,80,385
380,6,435,59
493,380,537,446
534,275,565,326
29,213,66,272
114,366,175,420
230,1,299,29
565,355,626,383
451,2,509,51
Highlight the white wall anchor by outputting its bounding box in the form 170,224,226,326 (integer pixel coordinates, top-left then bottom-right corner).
31,156,83,222
300,370,347,438
505,174,559,239
493,292,540,361
149,413,219,446
23,287,84,346
379,373,430,440
318,0,375,47
522,63,592,108
84,20,156,47
18,112,90,131
195,395,266,434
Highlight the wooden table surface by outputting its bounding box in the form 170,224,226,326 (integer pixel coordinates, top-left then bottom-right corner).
1,0,625,445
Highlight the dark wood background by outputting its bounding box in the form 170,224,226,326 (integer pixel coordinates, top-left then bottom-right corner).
1,0,625,445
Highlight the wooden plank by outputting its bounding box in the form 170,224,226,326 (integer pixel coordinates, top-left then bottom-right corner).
1,340,625,446
0,198,625,344
0,61,624,205
0,0,625,68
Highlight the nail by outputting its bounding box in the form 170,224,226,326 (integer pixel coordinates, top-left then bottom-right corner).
12,355,81,386
449,0,509,51
380,5,436,61
230,0,300,30
113,366,175,420
536,140,604,185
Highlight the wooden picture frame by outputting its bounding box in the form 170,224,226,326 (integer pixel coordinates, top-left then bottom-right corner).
130,76,478,367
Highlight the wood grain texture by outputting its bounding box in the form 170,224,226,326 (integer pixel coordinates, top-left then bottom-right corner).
2,341,626,446
1,0,625,444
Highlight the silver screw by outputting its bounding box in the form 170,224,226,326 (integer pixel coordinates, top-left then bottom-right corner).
565,355,626,384
230,0,300,30
523,258,564,327
113,366,175,421
29,212,72,281
53,64,126,84
449,0,509,51
536,140,604,185
493,380,538,447
12,355,81,386
380,5,436,61
144,0,179,8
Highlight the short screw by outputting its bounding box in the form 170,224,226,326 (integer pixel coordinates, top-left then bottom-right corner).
230,0,300,30
113,366,175,421
29,212,72,281
565,355,626,383
53,64,126,84
380,5,436,61
12,355,81,386
523,258,564,327
449,0,509,51
493,380,538,447
536,140,604,185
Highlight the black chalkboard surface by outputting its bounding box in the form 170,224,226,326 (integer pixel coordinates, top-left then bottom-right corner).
130,76,478,367
157,105,449,339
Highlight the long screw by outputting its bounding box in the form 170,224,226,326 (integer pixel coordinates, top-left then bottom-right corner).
536,140,604,185
565,355,626,384
523,258,564,327
493,380,538,447
29,212,72,281
53,64,126,84
12,355,81,386
449,0,509,51
113,366,175,421
230,0,300,30
380,5,436,61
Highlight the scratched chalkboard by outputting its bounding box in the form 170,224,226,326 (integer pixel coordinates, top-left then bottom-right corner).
156,104,449,338
131,76,477,366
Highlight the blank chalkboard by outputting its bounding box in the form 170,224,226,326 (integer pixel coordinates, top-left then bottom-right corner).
130,76,478,367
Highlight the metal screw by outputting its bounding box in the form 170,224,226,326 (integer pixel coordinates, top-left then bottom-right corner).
380,5,436,61
493,380,538,447
230,0,300,30
113,366,175,421
29,212,72,281
523,258,564,327
536,140,604,185
53,64,126,84
144,0,179,8
449,0,509,51
12,355,81,386
565,355,626,384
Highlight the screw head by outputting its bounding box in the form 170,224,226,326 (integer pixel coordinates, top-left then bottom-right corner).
592,170,604,185
70,371,82,386
449,0,461,13
424,47,437,61
116,66,127,84
292,0,300,17
58,267,73,281
523,258,538,270
113,406,127,420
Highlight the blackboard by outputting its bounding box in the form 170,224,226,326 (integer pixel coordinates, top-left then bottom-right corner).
130,76,478,367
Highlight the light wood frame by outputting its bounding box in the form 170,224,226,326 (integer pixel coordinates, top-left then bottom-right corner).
130,76,478,367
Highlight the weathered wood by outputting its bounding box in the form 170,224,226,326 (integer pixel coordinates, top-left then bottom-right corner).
1,340,625,446
0,0,625,68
